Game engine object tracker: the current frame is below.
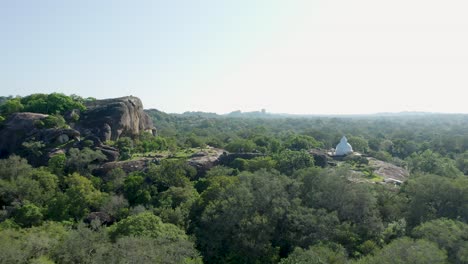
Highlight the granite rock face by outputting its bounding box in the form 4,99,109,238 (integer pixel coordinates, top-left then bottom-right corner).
77,96,156,142
0,112,80,158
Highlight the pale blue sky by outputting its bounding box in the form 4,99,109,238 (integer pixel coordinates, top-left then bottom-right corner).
1,0,468,114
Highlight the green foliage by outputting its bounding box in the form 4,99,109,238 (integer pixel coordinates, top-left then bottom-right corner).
297,167,383,244
185,134,206,148
3,95,468,263
102,167,126,193
48,153,66,176
403,174,468,226
48,173,104,220
226,138,257,153
0,222,67,264
244,156,278,172
52,223,109,264
12,202,44,227
274,149,314,175
348,136,370,153
279,244,348,264
134,133,170,153
155,185,199,229
194,170,297,263
99,194,129,221
412,218,468,263
21,140,45,159
35,114,67,129
284,134,322,151
147,159,196,191
406,149,463,177
355,237,447,264
123,173,153,205
21,93,86,115
98,236,202,264
65,147,107,175
0,155,33,181
0,97,24,116
456,151,468,175
0,159,58,208
108,211,187,241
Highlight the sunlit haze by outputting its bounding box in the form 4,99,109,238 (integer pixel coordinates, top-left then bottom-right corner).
1,0,468,114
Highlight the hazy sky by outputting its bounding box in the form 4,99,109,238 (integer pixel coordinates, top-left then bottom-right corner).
1,0,468,114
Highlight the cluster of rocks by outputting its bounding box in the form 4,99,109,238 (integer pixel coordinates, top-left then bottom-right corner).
0,96,156,166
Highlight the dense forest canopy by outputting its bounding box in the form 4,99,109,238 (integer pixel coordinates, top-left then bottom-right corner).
0,94,467,263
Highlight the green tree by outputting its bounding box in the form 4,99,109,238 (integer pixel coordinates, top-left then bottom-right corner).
0,97,24,116
48,153,66,176
155,185,199,229
274,150,314,175
193,170,297,263
108,212,187,241
284,134,322,151
0,222,67,264
65,147,107,175
355,237,447,264
406,150,463,177
279,244,347,264
48,173,104,220
403,174,468,226
348,136,370,153
147,159,196,191
12,202,44,227
297,167,383,244
412,218,468,263
52,223,109,264
96,236,202,264
123,173,152,206
244,156,277,172
226,138,257,153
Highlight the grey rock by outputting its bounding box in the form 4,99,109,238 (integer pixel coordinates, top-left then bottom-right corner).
76,96,156,142
0,113,80,158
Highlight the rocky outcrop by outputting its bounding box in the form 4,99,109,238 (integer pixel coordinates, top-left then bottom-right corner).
76,96,156,142
93,158,159,176
367,157,409,182
187,147,226,176
308,149,330,167
0,112,80,158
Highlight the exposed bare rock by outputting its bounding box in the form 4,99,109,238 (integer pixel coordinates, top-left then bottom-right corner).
367,157,409,182
96,145,120,162
187,147,226,176
0,112,80,158
93,158,159,176
76,96,156,142
308,149,330,167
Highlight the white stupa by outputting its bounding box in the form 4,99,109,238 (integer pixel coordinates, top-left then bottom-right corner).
335,136,353,156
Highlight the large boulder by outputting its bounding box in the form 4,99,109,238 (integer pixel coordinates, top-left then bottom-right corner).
187,147,226,176
0,112,80,158
76,96,156,142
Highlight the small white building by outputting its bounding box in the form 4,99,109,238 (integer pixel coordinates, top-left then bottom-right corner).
335,136,353,156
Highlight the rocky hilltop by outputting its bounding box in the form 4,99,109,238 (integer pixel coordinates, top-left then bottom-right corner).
77,96,156,142
0,96,156,163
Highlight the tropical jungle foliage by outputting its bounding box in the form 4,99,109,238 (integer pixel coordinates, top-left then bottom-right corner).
0,94,467,263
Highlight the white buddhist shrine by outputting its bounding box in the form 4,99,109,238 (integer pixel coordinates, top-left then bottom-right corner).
335,136,353,156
